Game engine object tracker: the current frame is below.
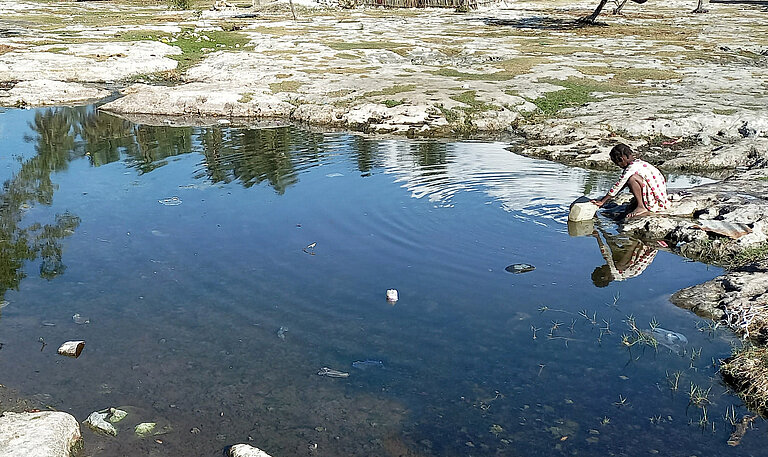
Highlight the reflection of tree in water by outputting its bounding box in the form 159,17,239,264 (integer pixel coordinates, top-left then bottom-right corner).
351,136,377,177
412,142,447,170
199,127,329,194
0,108,82,300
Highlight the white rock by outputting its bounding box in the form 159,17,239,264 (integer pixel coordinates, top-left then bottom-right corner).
0,411,82,457
84,411,117,436
230,444,273,457
0,80,110,107
57,341,85,358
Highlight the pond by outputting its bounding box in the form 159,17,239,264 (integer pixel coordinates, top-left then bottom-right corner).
0,106,762,456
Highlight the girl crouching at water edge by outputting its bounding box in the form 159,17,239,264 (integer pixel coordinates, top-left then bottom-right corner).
592,143,670,219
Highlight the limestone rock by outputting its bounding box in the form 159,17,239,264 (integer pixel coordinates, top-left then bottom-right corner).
0,411,82,457
101,83,294,118
0,80,110,107
84,411,117,436
134,422,156,437
671,261,768,341
230,444,273,457
57,341,85,358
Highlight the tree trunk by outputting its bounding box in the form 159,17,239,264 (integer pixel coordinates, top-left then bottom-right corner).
580,0,610,24
692,0,709,13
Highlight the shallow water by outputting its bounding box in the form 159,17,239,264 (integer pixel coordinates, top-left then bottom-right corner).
0,106,761,456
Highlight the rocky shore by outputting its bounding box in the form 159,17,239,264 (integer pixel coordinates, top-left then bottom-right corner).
1,0,768,451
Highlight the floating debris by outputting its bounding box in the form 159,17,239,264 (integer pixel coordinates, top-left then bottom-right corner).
158,196,182,206
317,367,349,378
352,360,384,370
505,263,535,274
303,242,317,255
386,289,398,303
277,326,288,340
649,327,688,355
692,220,752,239
72,313,90,325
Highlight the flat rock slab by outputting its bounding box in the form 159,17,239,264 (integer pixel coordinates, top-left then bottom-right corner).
0,411,82,457
0,80,110,107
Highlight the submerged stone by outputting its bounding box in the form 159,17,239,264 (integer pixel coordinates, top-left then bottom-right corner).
229,444,273,457
505,264,535,274
84,411,117,436
108,408,127,423
134,422,156,437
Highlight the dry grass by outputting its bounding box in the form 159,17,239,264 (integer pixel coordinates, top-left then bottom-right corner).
721,345,768,416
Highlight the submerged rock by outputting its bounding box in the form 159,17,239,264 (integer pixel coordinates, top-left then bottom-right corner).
134,422,156,437
505,263,535,274
84,411,117,436
0,411,82,457
108,408,127,423
229,444,273,457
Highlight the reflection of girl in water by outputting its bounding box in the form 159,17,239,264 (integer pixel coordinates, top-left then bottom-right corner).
591,230,658,287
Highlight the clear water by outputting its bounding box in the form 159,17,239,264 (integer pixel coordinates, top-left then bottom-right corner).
0,106,760,456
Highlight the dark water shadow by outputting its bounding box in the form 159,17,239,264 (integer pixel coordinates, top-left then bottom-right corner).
477,16,607,30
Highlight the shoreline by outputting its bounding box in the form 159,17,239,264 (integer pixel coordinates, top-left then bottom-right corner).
1,0,767,449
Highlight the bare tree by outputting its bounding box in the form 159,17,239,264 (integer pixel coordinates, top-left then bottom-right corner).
581,0,707,24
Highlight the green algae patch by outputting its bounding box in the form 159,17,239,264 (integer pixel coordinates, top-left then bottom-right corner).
362,84,416,98
576,66,681,84
429,68,517,82
450,90,498,112
269,80,303,93
493,57,548,75
119,29,251,72
530,78,621,115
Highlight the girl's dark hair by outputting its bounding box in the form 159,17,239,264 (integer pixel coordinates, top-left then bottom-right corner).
609,143,633,164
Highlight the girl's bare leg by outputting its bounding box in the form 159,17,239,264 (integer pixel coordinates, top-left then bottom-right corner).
626,174,650,219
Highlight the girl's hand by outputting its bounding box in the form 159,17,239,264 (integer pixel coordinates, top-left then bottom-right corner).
591,199,604,207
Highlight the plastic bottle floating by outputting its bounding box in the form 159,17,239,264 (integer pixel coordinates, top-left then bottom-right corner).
649,327,688,355
505,263,535,274
158,196,182,206
352,360,384,370
317,367,350,378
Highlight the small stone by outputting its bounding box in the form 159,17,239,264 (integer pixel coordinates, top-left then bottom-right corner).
229,444,274,457
57,341,85,358
108,408,127,423
134,422,156,437
84,411,117,436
